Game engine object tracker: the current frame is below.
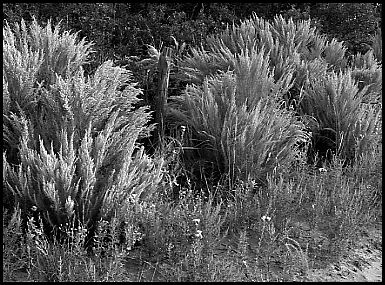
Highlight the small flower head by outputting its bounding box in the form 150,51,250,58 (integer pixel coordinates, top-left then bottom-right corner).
261,215,271,222
31,206,37,212
195,230,203,239
192,218,200,224
318,167,327,173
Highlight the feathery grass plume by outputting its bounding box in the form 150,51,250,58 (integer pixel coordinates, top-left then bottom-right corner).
270,15,317,51
370,27,382,63
180,13,299,93
172,15,325,187
299,33,328,61
5,17,93,87
4,93,159,239
179,13,353,116
299,69,382,165
3,73,10,113
3,17,93,102
170,70,309,188
349,50,382,104
294,58,328,91
323,38,348,71
267,15,313,80
3,17,155,154
3,18,163,247
3,21,44,114
178,39,296,109
3,17,93,166
288,57,329,112
50,60,155,145
3,112,164,245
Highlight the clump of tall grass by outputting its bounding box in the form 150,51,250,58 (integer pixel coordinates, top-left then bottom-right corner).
299,69,381,165
173,13,364,183
178,13,349,109
3,17,92,90
170,29,312,187
3,16,92,167
349,50,382,104
180,14,301,91
3,17,164,250
170,68,309,189
370,27,382,63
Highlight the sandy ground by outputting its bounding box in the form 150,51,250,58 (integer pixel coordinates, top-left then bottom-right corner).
306,249,382,282
305,222,382,282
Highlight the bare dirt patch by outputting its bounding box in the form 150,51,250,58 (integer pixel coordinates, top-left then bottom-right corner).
305,221,382,282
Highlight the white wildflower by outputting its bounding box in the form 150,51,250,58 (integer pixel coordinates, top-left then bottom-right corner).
195,230,203,239
192,218,200,224
318,167,327,173
261,215,271,222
